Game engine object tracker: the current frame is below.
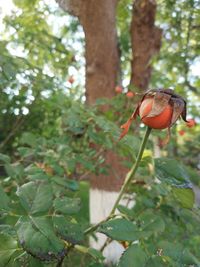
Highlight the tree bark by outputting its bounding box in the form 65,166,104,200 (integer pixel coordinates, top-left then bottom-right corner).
80,0,126,190
80,0,120,104
56,0,120,104
130,0,162,91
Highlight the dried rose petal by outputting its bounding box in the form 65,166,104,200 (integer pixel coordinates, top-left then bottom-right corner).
144,91,171,118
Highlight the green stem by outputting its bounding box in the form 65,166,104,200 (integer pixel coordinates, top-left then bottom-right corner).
109,126,152,215
84,214,116,235
84,126,151,237
84,218,108,236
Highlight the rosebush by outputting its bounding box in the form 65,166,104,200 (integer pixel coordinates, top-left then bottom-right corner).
0,94,200,267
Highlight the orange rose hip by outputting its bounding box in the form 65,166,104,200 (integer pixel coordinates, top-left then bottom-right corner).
139,97,173,129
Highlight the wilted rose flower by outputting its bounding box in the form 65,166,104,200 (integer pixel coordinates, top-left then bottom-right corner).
120,89,187,144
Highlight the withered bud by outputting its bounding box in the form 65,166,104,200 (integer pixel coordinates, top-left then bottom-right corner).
120,89,187,144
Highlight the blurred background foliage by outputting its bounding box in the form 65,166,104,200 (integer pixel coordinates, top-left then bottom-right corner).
0,0,200,266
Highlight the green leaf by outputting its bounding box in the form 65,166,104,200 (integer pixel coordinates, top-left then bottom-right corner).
120,135,140,154
98,218,144,241
52,176,79,191
138,210,165,235
54,197,81,215
4,164,16,178
5,163,24,179
88,248,104,261
118,244,147,267
16,216,65,261
75,245,104,261
88,263,104,267
25,165,46,176
0,153,10,164
53,216,84,244
0,233,19,266
50,163,64,176
28,256,45,267
16,182,53,215
27,173,49,181
117,205,134,219
157,241,200,266
13,0,39,9
155,158,191,187
94,115,120,139
0,225,16,236
20,132,37,147
0,185,10,212
76,155,95,172
145,256,170,267
182,250,200,266
172,187,195,209
17,147,35,158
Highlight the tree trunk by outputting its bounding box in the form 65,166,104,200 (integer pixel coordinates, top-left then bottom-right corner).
56,0,120,103
80,0,120,104
130,0,162,91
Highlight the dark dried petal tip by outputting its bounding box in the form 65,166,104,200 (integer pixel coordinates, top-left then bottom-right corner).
156,88,188,125
170,98,185,126
180,103,187,122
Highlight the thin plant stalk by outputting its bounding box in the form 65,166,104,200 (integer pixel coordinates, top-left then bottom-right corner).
84,126,152,236
109,126,152,216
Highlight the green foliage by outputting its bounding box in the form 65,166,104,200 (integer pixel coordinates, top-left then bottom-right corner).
155,158,191,187
53,216,84,244
172,187,195,209
0,233,20,266
16,216,65,261
53,197,81,215
157,241,200,266
0,185,10,212
118,244,147,267
99,218,145,241
17,181,53,215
